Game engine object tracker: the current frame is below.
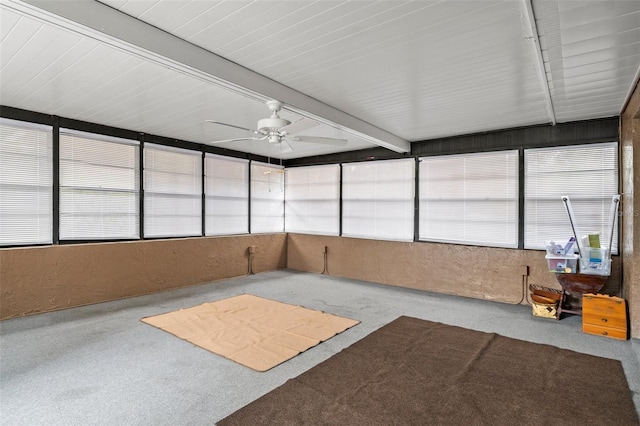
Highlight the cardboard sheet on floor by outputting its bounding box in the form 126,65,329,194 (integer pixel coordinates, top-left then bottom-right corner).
141,294,359,371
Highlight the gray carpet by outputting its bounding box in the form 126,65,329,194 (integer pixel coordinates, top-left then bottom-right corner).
1,270,639,425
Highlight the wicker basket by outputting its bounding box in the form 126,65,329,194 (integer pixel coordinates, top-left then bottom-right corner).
529,285,563,320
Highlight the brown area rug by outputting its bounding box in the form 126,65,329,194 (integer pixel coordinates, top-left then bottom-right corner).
141,294,359,372
218,316,638,425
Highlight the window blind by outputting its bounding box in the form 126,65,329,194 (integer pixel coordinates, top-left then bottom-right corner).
284,164,340,235
59,130,139,240
524,142,619,252
342,158,414,241
0,118,53,246
205,153,248,235
144,143,202,238
251,162,284,234
419,151,518,248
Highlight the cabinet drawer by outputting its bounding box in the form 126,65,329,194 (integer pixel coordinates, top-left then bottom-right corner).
582,294,626,315
582,323,627,340
582,294,627,328
582,311,627,329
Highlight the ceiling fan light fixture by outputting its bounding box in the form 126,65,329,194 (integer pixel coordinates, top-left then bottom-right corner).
267,134,281,144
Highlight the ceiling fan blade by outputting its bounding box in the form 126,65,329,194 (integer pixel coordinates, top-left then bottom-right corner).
205,120,257,134
208,137,262,144
279,118,319,135
291,135,348,146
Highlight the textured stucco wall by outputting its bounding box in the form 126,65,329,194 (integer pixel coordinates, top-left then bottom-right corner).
0,233,287,319
620,79,640,339
287,233,622,308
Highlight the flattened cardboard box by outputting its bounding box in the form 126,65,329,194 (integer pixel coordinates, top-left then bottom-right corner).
142,294,359,371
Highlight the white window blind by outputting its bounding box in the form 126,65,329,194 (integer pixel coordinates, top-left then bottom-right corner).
342,158,415,241
251,162,284,234
524,142,619,252
285,164,339,235
205,154,248,235
144,144,202,238
0,118,52,246
419,151,518,248
59,130,139,240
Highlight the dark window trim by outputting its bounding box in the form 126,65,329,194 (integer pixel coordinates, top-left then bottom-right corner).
284,116,619,167
0,105,620,250
52,116,60,245
201,149,206,237
338,164,343,237
139,135,145,239
414,157,420,242
248,160,252,234
518,149,525,250
57,238,141,245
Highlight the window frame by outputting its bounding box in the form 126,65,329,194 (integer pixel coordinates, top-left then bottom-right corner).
341,158,415,242
418,150,519,249
523,142,619,254
204,153,249,236
58,128,141,241
284,164,341,236
0,118,53,247
143,143,203,239
250,161,285,234
0,109,622,252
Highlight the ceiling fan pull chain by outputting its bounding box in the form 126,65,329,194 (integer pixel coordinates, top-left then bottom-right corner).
267,144,272,192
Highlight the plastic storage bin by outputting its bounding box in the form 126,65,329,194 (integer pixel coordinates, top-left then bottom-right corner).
579,248,611,276
545,253,579,273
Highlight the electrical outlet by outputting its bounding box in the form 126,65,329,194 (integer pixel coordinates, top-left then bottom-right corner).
323,246,328,254
520,265,529,276
249,246,256,254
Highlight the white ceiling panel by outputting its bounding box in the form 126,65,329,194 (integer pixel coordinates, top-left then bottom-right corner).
0,3,375,159
98,0,553,141
1,0,639,160
534,0,640,123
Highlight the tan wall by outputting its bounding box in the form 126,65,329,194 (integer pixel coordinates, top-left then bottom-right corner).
287,233,622,306
0,228,629,331
0,233,287,319
620,79,640,339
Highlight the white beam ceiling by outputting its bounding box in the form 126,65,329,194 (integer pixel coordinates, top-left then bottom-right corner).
1,0,639,160
13,0,410,153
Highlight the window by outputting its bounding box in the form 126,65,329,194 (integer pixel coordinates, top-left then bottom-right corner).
285,164,340,235
342,158,414,241
419,151,518,248
144,144,202,238
59,130,139,240
0,118,52,246
524,142,619,253
205,154,249,235
251,162,284,233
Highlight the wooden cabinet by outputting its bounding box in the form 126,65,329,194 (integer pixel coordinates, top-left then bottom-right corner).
582,293,628,340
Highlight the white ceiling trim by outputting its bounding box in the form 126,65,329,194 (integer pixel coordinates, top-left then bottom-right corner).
521,0,556,125
7,0,410,153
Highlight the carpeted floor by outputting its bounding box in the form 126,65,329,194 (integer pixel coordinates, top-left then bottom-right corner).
1,271,638,425
219,316,639,426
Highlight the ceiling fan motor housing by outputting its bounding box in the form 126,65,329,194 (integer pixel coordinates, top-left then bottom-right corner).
257,117,291,133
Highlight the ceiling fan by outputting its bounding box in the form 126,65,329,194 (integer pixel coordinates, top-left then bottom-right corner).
206,100,348,153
